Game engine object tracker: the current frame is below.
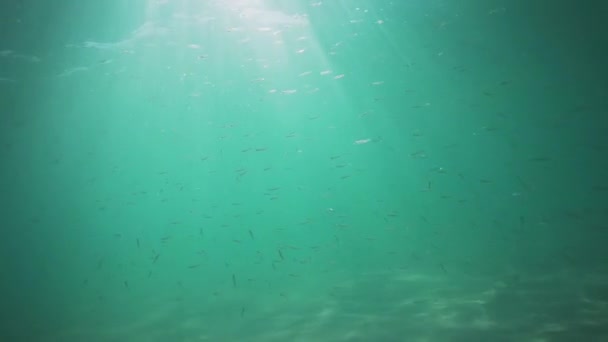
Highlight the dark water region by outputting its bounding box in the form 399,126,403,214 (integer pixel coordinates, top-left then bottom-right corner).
1,0,607,341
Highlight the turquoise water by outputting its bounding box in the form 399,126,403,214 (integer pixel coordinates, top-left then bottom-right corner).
1,1,607,341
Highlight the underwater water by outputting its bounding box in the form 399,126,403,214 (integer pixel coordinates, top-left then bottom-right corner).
1,0,607,341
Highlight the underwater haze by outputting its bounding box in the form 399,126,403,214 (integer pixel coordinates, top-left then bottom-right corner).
1,0,607,341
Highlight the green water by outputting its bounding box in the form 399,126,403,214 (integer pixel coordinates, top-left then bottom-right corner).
1,1,607,341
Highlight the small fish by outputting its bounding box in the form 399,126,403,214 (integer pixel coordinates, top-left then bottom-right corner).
249,230,255,240
278,250,284,261
136,238,140,248
354,138,371,145
232,274,237,288
410,150,426,159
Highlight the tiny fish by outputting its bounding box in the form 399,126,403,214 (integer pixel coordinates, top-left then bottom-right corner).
354,138,371,145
